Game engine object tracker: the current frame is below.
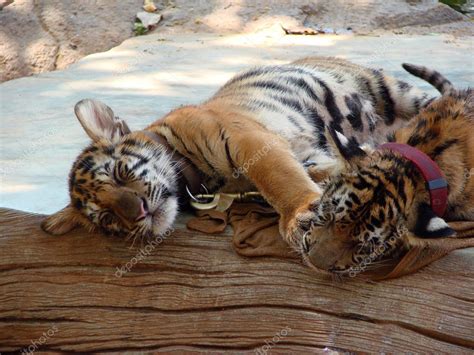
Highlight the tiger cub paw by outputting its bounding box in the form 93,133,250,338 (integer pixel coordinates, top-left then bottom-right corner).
281,201,321,251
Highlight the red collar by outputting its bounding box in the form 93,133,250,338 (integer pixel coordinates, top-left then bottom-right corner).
380,143,448,217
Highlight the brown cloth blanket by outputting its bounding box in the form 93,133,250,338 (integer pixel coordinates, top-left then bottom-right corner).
187,203,474,280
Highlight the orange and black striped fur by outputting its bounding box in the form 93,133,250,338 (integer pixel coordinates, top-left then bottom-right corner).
301,64,473,275
42,57,438,250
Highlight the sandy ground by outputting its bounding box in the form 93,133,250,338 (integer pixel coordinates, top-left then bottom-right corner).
1,0,472,82
0,32,472,213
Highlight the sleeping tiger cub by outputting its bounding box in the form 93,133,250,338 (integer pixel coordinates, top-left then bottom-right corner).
301,64,473,275
42,57,437,250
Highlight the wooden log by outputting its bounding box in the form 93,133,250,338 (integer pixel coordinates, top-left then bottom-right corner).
0,208,473,353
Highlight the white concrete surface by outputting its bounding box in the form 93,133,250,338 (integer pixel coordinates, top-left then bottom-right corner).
1,32,473,213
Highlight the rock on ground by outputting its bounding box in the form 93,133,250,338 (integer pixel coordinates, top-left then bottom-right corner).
156,0,471,35
0,0,142,82
0,0,472,83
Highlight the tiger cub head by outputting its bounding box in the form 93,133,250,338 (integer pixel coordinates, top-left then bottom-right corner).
301,128,455,276
41,99,179,242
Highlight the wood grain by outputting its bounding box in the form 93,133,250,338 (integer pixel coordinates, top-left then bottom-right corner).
0,208,473,353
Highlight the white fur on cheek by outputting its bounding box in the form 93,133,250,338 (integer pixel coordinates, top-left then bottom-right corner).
151,197,179,236
426,217,449,232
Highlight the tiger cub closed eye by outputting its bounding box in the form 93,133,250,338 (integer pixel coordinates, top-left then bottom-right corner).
42,57,441,252
301,64,474,275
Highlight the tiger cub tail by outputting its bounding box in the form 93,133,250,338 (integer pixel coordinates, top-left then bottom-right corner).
402,63,455,95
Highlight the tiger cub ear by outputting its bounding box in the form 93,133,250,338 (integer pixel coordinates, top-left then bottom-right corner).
325,127,367,167
74,99,131,143
41,205,87,235
414,203,456,238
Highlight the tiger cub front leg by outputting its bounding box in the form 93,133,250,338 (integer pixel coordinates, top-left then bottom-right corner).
226,129,322,249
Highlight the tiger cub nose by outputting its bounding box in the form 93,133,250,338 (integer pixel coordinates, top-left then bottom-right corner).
114,191,149,223
135,198,149,221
